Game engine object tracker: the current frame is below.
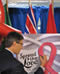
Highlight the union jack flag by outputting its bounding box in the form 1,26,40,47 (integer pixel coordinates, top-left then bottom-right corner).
26,5,37,34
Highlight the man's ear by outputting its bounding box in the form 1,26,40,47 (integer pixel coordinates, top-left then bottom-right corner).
13,41,16,46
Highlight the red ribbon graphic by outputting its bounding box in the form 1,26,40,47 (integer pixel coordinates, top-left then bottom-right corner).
38,42,58,74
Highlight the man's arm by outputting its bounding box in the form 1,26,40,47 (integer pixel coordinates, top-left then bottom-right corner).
34,55,47,74
10,64,27,74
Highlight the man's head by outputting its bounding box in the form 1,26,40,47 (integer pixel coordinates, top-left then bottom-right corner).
5,31,24,54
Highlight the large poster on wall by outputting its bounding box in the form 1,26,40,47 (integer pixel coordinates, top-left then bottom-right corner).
17,34,60,74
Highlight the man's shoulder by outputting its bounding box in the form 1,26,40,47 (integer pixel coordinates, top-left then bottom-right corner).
0,49,16,65
0,49,23,70
0,49,12,58
0,49,23,66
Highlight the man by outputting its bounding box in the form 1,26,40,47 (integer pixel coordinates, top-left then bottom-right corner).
0,31,46,74
0,32,27,74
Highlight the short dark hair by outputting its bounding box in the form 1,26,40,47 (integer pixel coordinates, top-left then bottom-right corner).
4,32,23,48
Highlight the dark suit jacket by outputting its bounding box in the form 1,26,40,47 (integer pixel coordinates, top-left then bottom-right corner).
0,49,27,74
34,67,44,74
0,49,44,74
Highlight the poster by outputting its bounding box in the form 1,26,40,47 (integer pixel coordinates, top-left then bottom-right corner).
18,34,60,74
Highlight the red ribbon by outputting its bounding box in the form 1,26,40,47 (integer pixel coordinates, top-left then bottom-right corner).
38,42,58,74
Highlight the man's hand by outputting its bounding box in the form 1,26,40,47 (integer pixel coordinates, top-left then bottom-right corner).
40,55,47,67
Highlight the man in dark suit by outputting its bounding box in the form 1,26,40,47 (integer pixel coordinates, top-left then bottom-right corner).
0,32,46,74
0,32,27,74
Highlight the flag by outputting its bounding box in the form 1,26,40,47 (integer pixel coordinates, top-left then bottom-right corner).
37,17,41,33
3,0,12,26
46,2,57,33
26,5,37,34
0,0,5,23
